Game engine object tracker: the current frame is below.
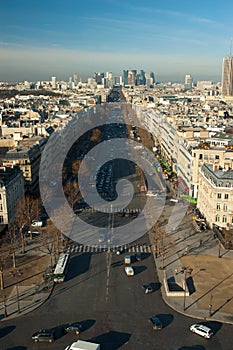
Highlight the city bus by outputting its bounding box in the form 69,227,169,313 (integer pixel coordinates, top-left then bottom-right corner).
53,253,70,283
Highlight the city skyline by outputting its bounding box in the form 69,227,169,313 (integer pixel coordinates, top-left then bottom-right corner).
1,0,233,82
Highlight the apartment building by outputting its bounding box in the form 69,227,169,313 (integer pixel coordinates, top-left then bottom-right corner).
0,165,24,227
3,138,47,193
197,163,233,229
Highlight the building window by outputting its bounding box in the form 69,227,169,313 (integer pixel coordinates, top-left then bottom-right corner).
217,193,221,199
215,215,220,222
225,193,229,199
199,154,203,160
223,204,228,211
0,203,2,211
0,215,3,223
215,155,220,160
216,203,221,210
223,215,227,223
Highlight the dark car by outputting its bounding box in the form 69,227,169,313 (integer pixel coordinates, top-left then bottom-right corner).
32,329,55,343
143,283,153,294
64,322,83,335
149,316,162,330
135,252,142,261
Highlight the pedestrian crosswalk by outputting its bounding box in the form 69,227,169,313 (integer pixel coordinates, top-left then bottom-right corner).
64,243,152,254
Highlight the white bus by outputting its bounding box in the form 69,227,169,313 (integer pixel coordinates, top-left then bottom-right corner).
53,253,70,283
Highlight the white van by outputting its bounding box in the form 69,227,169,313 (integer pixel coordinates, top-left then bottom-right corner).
125,266,134,276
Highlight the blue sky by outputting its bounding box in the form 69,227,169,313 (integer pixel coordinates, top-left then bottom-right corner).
1,0,233,82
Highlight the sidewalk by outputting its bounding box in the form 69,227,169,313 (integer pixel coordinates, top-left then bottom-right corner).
0,239,54,321
150,190,233,325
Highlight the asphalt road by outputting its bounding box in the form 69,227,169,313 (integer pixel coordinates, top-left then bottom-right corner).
1,105,232,349
0,246,232,350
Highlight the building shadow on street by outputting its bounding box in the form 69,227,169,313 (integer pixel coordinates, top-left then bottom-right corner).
91,330,131,349
0,326,15,339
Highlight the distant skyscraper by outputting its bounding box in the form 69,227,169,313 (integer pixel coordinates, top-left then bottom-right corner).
127,70,136,86
184,74,193,90
184,74,193,85
73,73,78,86
222,56,233,96
94,72,104,84
123,70,128,85
150,72,156,84
51,76,57,89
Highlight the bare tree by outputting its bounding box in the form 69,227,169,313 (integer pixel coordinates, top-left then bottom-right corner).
64,180,80,210
15,195,42,241
90,128,102,143
0,256,6,290
45,221,64,259
5,224,18,268
71,159,81,177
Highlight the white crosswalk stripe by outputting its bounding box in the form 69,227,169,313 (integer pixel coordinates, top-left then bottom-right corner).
65,243,152,254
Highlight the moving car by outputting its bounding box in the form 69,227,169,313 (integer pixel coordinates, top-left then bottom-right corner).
142,283,153,294
135,252,141,261
98,233,105,243
64,322,83,335
32,329,55,343
189,324,213,339
65,340,100,350
149,316,162,330
125,266,134,276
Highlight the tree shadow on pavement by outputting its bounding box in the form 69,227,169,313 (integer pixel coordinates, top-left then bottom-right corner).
178,346,205,350
111,260,124,267
91,330,131,350
7,347,27,350
0,326,15,339
156,313,174,328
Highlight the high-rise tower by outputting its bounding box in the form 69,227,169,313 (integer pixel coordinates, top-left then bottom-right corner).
51,76,57,89
222,55,233,96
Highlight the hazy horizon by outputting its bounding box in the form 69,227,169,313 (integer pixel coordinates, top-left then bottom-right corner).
1,0,233,83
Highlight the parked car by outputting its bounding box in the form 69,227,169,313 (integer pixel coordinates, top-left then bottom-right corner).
27,229,40,235
125,266,134,276
31,220,43,227
64,322,83,335
142,283,153,294
32,329,55,343
189,324,213,339
149,316,162,330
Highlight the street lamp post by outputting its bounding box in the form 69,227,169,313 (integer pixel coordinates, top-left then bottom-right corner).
3,294,7,318
9,269,23,314
218,241,221,258
183,269,187,311
208,294,213,317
